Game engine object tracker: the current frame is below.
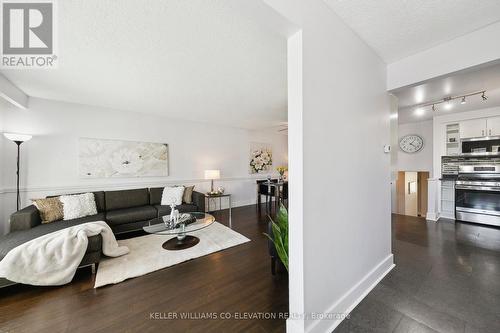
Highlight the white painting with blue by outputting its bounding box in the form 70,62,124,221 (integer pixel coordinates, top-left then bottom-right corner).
79,138,169,178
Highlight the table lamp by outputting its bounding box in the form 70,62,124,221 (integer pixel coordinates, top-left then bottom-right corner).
3,133,33,211
204,170,220,194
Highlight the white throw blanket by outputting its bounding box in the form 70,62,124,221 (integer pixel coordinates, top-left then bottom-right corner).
0,221,129,286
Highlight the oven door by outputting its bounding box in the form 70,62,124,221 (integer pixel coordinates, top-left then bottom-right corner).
455,185,500,226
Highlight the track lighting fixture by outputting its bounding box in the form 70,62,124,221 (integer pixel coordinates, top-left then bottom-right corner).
413,90,487,113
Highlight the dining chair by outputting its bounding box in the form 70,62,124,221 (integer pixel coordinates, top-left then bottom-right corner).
281,182,288,208
256,179,277,214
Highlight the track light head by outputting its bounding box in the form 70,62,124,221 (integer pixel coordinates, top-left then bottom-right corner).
461,96,466,104
482,92,487,101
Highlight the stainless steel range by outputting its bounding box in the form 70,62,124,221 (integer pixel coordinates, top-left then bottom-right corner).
455,160,500,227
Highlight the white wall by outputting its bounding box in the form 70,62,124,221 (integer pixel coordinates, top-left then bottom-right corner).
0,97,288,234
387,21,500,90
287,30,305,328
0,102,6,232
264,1,393,332
392,120,433,214
397,120,433,174
389,95,399,216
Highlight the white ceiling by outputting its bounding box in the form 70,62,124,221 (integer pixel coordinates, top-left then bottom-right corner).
393,61,500,123
1,0,288,129
323,0,500,63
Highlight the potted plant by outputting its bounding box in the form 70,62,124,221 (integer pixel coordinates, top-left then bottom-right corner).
264,204,288,273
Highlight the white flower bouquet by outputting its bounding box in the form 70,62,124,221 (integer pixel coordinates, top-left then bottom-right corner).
250,149,273,173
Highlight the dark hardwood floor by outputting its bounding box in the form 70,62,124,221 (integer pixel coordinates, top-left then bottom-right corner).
3,210,500,333
336,214,500,333
0,205,289,333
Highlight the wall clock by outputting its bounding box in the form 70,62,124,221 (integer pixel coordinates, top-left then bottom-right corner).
399,134,424,153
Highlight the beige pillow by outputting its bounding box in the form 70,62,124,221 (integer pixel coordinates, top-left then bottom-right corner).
183,185,195,204
33,197,64,224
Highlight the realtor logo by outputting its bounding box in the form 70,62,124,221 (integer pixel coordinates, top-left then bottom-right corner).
1,0,57,68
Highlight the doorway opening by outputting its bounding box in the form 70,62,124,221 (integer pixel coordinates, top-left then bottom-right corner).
396,171,429,217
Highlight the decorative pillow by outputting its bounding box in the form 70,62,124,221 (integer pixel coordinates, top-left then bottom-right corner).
59,193,98,220
32,197,64,224
161,186,185,206
183,185,195,204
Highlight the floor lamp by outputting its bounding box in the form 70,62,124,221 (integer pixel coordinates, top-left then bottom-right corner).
3,133,32,211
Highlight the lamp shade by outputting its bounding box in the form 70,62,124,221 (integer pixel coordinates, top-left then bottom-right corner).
204,170,220,180
3,133,32,142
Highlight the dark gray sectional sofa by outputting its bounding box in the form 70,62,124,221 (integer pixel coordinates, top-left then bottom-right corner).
0,187,205,287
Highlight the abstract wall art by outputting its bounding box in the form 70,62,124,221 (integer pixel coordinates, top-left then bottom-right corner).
79,138,169,178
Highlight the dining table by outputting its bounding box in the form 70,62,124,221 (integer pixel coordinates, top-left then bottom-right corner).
257,180,287,214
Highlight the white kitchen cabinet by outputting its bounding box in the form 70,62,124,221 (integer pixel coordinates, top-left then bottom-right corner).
487,116,500,136
460,118,487,139
440,180,455,220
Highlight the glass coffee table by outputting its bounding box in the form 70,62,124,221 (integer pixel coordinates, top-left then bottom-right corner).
143,212,215,250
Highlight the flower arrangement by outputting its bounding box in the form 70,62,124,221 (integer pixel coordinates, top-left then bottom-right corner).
249,149,272,173
276,166,287,177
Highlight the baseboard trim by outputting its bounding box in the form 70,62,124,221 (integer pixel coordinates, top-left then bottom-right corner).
286,318,305,333
438,212,455,221
426,212,439,222
305,254,395,333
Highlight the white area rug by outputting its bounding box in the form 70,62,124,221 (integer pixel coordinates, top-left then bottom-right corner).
94,222,250,288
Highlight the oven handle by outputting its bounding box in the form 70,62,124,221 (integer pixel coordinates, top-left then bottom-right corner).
455,185,500,192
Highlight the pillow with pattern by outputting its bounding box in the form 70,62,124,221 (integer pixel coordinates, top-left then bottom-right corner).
59,193,98,220
32,197,64,224
183,185,195,204
161,186,185,206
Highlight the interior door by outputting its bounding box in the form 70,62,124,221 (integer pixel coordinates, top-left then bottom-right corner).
487,116,500,137
417,172,429,217
460,118,487,139
396,171,405,215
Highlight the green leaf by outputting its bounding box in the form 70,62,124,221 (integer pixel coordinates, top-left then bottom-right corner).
265,204,289,272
